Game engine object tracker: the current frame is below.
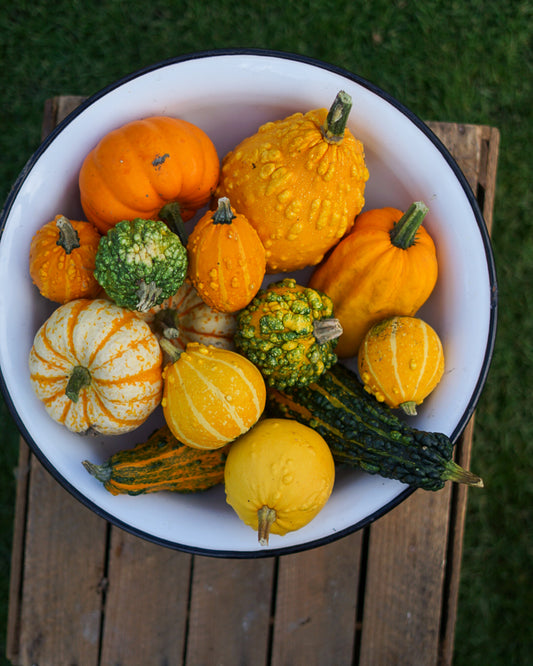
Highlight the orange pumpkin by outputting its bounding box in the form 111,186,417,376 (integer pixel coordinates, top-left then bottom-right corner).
28,298,163,434
161,342,266,450
309,201,438,357
358,316,445,415
29,215,102,303
187,197,266,312
78,116,220,234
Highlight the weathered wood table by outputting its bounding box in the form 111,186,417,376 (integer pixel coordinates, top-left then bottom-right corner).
6,97,499,666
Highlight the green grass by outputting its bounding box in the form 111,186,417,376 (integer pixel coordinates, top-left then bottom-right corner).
1,1,531,663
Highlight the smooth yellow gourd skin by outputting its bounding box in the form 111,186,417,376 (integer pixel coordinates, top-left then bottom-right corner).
162,343,266,450
215,107,368,273
358,316,445,414
224,418,335,543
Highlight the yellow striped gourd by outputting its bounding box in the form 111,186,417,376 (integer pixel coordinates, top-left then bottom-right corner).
357,316,444,415
161,342,266,449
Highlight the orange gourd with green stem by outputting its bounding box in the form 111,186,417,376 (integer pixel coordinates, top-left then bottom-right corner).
29,215,102,303
187,197,266,312
309,201,438,358
215,91,369,273
78,116,220,234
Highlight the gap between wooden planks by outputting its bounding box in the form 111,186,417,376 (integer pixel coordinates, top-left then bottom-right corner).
6,96,499,666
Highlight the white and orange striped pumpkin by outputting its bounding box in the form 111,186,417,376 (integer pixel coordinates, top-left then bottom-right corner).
357,315,444,415
29,298,163,435
162,342,266,449
138,282,236,354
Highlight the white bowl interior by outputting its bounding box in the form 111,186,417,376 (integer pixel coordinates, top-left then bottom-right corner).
0,52,494,555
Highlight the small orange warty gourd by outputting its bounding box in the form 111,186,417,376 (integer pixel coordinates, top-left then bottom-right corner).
358,315,445,415
215,91,369,273
309,201,438,358
29,215,102,303
28,299,163,434
78,116,220,234
187,197,266,312
161,342,266,450
224,418,335,545
138,282,237,354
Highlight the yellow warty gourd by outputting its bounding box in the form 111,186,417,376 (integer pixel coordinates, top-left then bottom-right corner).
224,418,335,545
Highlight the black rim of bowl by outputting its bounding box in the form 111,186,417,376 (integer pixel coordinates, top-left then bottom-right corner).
0,47,498,558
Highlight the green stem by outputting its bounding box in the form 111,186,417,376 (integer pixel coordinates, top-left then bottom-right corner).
442,460,484,488
56,215,80,254
158,336,183,364
159,202,188,247
65,365,91,402
212,197,236,224
389,201,429,249
257,505,277,546
82,460,112,483
321,90,353,143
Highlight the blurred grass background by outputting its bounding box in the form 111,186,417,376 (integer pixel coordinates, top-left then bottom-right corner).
1,1,531,663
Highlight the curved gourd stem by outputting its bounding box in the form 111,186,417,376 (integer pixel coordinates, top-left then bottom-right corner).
159,336,183,364
159,202,188,247
321,90,353,144
401,401,418,416
65,365,91,402
56,215,80,254
389,201,429,249
135,279,163,313
257,505,277,546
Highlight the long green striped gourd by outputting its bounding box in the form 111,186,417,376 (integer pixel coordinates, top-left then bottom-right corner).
83,425,229,495
266,363,483,491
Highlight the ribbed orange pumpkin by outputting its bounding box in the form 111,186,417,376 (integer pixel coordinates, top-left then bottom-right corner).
78,116,220,234
162,342,266,450
187,197,266,312
29,298,163,434
138,282,237,354
309,201,438,358
358,315,445,415
29,215,102,303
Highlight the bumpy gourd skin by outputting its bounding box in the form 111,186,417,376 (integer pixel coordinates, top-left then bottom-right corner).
234,278,340,390
94,218,188,312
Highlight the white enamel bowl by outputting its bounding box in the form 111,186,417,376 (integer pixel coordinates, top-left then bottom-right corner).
0,50,497,556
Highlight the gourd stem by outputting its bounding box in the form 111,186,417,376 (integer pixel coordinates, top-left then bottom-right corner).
82,460,112,483
443,460,484,488
153,309,181,340
135,279,163,313
400,401,418,416
321,90,353,144
159,202,188,247
257,505,277,546
313,318,343,344
56,215,80,254
212,197,236,225
65,365,91,403
159,336,183,363
389,201,429,249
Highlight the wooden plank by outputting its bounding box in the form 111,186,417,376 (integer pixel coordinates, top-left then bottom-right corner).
99,528,192,665
17,456,107,665
271,531,364,666
185,555,275,665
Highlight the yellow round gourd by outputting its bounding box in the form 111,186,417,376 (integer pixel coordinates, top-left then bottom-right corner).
358,315,445,415
161,342,266,450
224,418,335,545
